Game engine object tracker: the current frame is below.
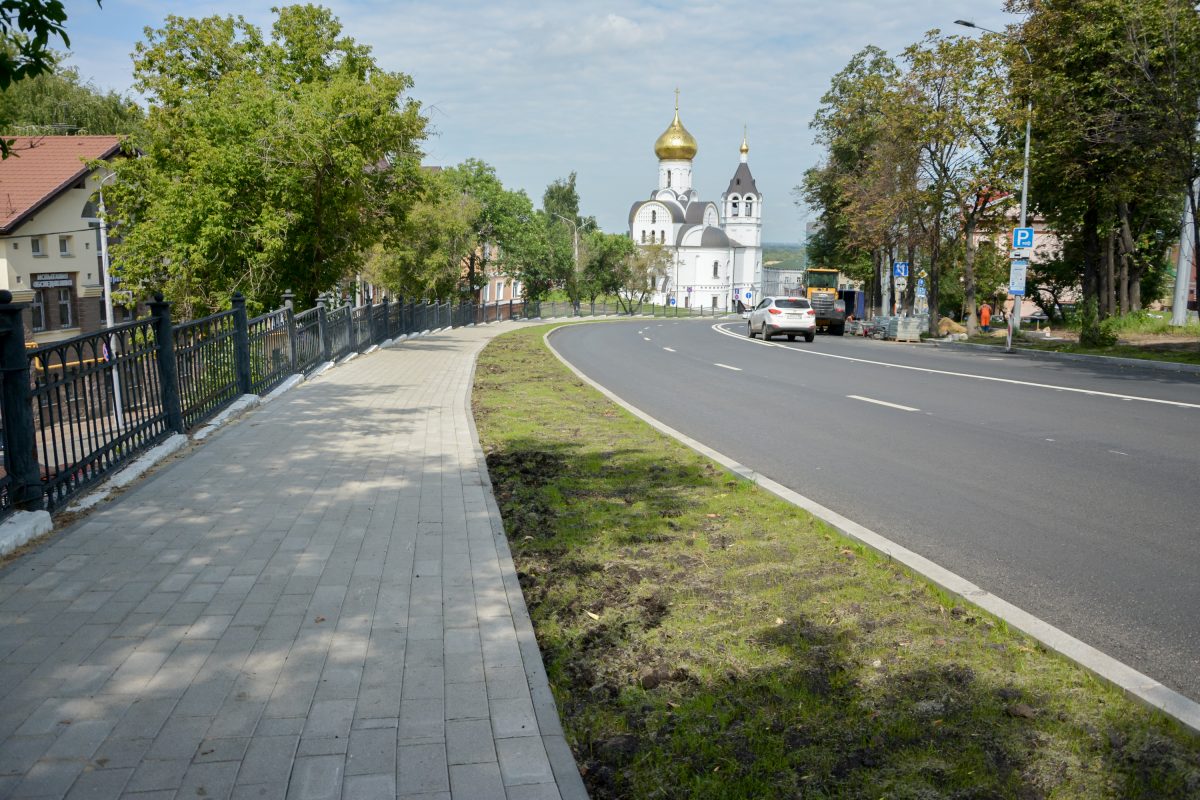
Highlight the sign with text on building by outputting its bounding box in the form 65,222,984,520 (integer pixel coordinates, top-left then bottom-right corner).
1009,259,1029,297
32,272,73,289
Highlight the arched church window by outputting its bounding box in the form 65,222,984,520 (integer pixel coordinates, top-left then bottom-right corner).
651,210,657,224
667,171,672,187
641,230,647,243
660,230,666,244
712,261,719,278
731,199,739,217
746,198,753,217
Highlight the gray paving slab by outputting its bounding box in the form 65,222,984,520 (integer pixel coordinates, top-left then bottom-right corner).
0,322,586,799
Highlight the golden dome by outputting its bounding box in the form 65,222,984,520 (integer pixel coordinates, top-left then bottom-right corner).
654,93,698,161
740,127,749,155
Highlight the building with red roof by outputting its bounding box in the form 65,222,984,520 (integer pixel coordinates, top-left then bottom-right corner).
0,135,125,343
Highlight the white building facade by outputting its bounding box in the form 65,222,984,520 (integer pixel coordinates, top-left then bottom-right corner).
629,100,762,311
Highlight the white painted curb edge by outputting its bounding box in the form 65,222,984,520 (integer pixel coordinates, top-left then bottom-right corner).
0,511,53,557
542,325,1200,735
193,395,261,441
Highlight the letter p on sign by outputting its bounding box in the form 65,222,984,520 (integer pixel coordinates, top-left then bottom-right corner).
1012,227,1034,249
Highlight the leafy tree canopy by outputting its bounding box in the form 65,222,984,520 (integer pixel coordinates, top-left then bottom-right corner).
104,4,427,317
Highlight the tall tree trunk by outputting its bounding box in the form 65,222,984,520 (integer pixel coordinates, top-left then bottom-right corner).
963,214,979,337
1082,204,1101,305
1100,230,1114,319
1117,201,1136,313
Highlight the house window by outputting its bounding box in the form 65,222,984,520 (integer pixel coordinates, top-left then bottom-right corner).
651,210,657,224
31,236,45,257
713,261,719,278
58,288,74,327
731,199,739,217
483,283,490,302
59,235,73,257
31,290,46,331
746,199,753,217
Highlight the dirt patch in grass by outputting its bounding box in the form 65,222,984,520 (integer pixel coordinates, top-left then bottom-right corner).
474,324,1200,799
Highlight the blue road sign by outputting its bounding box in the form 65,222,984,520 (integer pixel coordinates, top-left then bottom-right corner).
669,297,676,306
917,278,926,288
917,287,927,299
893,261,909,278
745,291,752,299
1012,227,1035,249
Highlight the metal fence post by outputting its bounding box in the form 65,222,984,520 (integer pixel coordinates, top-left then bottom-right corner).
149,293,186,434
282,290,298,372
317,300,331,362
381,296,391,340
346,299,356,352
230,292,253,396
0,291,45,508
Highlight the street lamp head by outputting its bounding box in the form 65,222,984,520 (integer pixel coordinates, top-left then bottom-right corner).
954,19,976,28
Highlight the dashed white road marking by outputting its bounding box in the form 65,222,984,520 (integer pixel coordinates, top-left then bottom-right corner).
714,363,742,371
712,323,1200,410
1109,450,1129,456
848,395,919,412
643,337,651,341
663,347,676,353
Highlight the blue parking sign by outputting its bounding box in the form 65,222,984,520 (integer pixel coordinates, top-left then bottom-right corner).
1012,227,1034,249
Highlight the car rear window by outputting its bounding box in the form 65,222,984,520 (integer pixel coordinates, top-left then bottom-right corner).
774,299,811,309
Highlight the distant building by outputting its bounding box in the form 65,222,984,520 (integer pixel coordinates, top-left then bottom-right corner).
628,96,762,311
0,136,126,344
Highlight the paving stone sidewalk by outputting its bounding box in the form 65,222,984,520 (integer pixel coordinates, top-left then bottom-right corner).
0,322,587,800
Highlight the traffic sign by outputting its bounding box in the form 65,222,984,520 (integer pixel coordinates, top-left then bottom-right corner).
1012,227,1035,249
669,297,677,306
917,287,927,299
1009,259,1029,297
895,277,908,291
1009,248,1029,260
918,269,928,279
917,278,926,288
744,291,752,300
893,261,909,278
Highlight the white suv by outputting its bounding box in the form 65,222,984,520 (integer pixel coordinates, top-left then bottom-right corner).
747,296,816,342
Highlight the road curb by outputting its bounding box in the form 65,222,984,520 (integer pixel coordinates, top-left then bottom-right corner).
543,322,1200,735
930,339,1200,375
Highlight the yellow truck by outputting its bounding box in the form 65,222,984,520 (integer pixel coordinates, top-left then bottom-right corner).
804,267,847,336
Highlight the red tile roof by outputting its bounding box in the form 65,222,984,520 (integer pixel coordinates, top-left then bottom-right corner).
0,136,124,234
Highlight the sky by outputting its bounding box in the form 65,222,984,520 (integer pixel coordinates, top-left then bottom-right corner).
60,0,1013,244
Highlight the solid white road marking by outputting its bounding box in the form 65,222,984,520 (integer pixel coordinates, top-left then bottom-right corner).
712,323,1200,410
714,363,742,371
848,395,919,412
663,347,676,352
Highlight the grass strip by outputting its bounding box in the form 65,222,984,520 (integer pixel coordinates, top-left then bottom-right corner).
961,335,1200,366
473,324,1200,799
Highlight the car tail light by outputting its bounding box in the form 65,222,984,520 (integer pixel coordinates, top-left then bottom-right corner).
806,309,815,316
768,308,781,315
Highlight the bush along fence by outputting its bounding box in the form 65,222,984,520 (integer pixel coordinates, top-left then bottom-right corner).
0,290,733,523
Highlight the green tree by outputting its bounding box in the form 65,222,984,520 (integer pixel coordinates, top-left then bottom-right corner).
615,242,671,314
579,230,633,307
103,5,427,317
441,159,535,299
1,0,102,155
0,53,142,135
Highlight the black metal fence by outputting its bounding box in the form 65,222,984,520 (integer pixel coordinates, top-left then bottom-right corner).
0,290,715,519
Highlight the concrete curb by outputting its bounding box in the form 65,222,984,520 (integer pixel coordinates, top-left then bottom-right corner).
931,339,1200,375
464,349,590,800
543,323,1200,735
193,395,261,441
68,433,191,514
0,510,53,557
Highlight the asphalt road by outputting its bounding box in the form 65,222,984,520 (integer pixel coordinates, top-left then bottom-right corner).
549,318,1200,701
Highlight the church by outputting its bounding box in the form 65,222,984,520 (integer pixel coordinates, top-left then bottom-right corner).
628,96,762,311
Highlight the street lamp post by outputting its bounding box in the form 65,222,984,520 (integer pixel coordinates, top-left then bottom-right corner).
95,171,124,428
553,213,580,314
956,19,1033,345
